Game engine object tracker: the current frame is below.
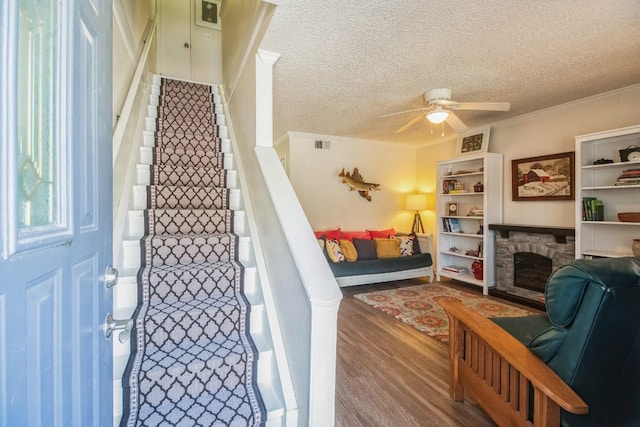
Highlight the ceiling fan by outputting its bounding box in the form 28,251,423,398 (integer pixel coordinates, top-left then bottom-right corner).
381,88,511,134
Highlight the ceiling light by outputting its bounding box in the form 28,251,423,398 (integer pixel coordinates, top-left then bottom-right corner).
426,108,450,124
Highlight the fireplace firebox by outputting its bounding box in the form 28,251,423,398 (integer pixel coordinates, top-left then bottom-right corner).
514,252,552,292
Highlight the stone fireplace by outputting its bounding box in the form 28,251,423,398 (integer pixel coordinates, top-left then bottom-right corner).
488,224,575,308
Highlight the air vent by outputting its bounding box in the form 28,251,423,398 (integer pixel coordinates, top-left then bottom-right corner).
314,140,331,150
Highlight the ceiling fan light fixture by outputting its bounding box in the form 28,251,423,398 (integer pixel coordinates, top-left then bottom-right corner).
426,109,449,124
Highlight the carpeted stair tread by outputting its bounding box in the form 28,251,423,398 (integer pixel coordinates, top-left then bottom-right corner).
148,186,229,210
143,232,236,266
159,119,219,138
158,110,220,126
146,260,241,304
151,164,226,188
153,148,224,169
145,208,232,236
159,121,219,140
159,98,214,111
144,295,246,349
156,134,221,152
154,145,222,158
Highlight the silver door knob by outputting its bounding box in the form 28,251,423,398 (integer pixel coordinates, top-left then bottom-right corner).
104,313,133,343
103,266,119,288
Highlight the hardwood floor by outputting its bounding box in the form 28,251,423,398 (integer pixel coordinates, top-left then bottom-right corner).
335,278,506,427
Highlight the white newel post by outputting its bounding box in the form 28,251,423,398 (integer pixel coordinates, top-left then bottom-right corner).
255,49,280,147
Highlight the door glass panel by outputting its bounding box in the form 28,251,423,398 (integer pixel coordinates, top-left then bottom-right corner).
17,0,58,229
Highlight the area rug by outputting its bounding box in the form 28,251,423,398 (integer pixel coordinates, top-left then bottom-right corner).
354,284,537,343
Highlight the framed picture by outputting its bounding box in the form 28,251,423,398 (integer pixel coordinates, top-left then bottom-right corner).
456,126,491,157
511,151,575,201
195,0,221,30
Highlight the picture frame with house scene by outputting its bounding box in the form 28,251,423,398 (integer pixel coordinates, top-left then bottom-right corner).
511,151,575,201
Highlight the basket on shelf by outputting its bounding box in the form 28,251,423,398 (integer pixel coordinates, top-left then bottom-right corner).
617,212,640,222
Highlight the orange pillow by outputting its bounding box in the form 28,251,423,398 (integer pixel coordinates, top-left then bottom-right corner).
374,238,401,258
340,230,371,241
368,228,396,239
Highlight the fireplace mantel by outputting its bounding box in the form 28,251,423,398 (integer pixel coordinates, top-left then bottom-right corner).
488,224,575,244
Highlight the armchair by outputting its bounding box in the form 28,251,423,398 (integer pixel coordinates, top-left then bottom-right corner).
440,257,640,427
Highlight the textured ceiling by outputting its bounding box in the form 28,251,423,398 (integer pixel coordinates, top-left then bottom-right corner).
260,0,640,144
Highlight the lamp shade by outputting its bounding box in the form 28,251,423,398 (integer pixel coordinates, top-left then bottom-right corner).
406,194,427,211
426,110,449,124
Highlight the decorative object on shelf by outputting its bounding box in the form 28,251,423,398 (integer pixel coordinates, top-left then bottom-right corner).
447,202,459,216
195,0,222,30
406,194,427,233
618,212,640,222
471,259,483,280
632,239,640,256
456,126,491,157
511,151,575,201
619,145,640,162
449,246,460,253
593,158,614,165
338,167,381,202
466,206,483,217
473,181,484,192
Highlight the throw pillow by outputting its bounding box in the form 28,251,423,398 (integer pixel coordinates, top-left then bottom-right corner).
313,228,341,240
409,232,422,254
375,238,401,258
339,230,371,241
339,239,358,262
396,235,414,256
325,239,346,263
353,238,377,260
368,228,396,239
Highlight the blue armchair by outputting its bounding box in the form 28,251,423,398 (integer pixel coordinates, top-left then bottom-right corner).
440,257,640,426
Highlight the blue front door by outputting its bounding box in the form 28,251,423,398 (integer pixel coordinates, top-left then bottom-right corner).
0,0,113,425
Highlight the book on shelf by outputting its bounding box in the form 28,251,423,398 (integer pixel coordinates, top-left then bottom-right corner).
448,218,461,233
442,265,470,274
582,197,604,221
614,168,640,185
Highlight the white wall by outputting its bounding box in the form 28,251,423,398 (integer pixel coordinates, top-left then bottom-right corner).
287,132,418,232
112,0,155,129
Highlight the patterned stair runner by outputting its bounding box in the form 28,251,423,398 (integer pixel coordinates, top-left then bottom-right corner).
121,79,264,426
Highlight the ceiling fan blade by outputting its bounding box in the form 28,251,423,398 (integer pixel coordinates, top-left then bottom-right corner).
395,114,424,133
452,102,511,111
380,106,430,118
446,112,468,133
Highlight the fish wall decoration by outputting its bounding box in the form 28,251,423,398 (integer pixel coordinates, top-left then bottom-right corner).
338,168,381,202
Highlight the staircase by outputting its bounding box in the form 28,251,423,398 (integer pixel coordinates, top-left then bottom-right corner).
114,76,286,426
